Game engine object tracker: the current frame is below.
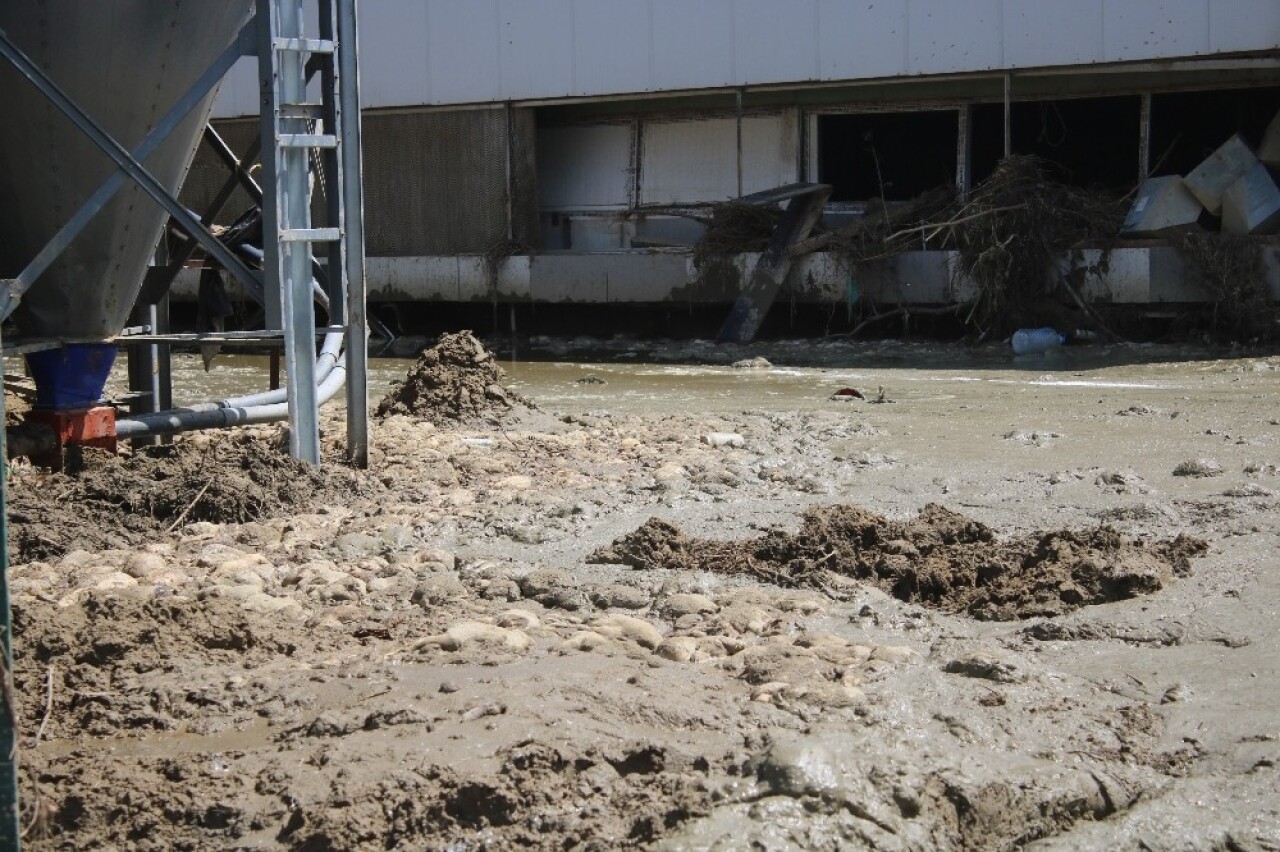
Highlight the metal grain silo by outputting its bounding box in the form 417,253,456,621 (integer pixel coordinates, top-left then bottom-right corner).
0,0,253,339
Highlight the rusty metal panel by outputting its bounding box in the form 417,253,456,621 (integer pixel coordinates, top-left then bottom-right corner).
361,109,509,255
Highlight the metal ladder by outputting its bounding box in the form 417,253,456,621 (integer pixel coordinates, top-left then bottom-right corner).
257,0,368,466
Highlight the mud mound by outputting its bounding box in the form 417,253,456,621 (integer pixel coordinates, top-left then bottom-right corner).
7,430,342,563
590,504,1207,620
375,330,532,424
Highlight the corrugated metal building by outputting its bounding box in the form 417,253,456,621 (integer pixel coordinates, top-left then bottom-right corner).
184,0,1280,311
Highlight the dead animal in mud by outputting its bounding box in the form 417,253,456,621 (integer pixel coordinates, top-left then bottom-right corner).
589,504,1207,620
375,330,533,424
575,374,608,385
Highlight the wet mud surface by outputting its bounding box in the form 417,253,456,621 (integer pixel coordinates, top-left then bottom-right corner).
6,339,1280,849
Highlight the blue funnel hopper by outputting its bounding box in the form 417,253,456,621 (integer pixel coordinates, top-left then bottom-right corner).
24,343,117,410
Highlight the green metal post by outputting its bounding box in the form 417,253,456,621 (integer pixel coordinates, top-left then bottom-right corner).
0,324,20,849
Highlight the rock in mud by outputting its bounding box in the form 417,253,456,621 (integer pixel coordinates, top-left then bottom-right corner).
944,651,1024,683
1173,458,1224,477
415,621,531,654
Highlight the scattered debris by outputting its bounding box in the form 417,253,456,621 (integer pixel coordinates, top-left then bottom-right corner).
375,330,533,424
589,504,1207,621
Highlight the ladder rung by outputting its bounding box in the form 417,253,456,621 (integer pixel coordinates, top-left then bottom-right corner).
280,103,327,120
278,133,337,149
281,228,341,242
273,37,335,54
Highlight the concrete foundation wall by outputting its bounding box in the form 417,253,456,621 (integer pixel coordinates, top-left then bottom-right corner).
172,247,1280,307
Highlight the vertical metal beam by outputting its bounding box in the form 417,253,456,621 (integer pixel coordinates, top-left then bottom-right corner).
0,321,18,852
258,0,320,464
1138,92,1152,180
735,88,744,198
1003,74,1012,159
956,104,973,201
338,0,369,468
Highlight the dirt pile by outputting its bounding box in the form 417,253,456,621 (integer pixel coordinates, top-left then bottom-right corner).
7,430,344,563
590,503,1207,620
374,330,532,424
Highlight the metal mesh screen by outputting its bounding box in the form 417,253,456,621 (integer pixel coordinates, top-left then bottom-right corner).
177,119,260,226
363,109,508,255
179,108,536,256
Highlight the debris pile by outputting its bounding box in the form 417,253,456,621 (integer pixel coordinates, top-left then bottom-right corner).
590,503,1207,621
7,429,346,562
692,200,782,266
375,330,532,424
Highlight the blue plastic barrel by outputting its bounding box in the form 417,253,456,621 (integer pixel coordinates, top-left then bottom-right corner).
1011,328,1066,356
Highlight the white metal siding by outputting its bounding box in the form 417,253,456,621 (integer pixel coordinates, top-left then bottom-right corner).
212,0,1280,116
640,113,796,205
538,124,633,209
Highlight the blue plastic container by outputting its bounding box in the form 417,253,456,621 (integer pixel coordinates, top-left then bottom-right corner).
1011,328,1066,356
24,343,118,410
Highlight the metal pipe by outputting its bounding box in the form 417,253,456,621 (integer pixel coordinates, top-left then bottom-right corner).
114,349,347,438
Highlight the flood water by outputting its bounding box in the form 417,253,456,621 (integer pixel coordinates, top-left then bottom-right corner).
97,339,1276,420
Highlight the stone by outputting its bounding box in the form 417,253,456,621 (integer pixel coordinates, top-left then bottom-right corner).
870,645,922,665
412,574,467,607
1173,459,1223,478
415,621,532,654
663,593,718,619
331,532,384,560
590,584,652,610
944,651,1024,683
92,572,138,592
124,552,168,579
590,614,663,649
560,631,614,653
751,737,841,797
497,475,533,491
655,636,699,662
496,609,541,630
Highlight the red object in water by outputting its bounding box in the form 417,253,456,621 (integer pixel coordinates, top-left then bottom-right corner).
833,387,865,399
25,406,118,471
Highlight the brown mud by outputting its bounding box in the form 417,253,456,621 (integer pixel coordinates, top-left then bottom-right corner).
591,504,1208,620
6,341,1280,850
375,330,533,424
6,429,363,563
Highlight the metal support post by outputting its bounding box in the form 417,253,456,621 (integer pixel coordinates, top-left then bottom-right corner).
1003,74,1012,159
337,0,369,467
1139,93,1152,180
956,104,973,201
0,322,19,851
258,0,321,464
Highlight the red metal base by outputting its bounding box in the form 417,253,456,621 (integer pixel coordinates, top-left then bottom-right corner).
25,406,117,471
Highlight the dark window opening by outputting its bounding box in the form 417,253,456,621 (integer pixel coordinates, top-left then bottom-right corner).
818,111,958,202
971,95,1140,190
1150,87,1280,177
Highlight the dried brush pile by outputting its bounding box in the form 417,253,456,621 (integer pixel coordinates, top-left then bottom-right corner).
1174,232,1275,341
946,156,1125,334
692,201,782,267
